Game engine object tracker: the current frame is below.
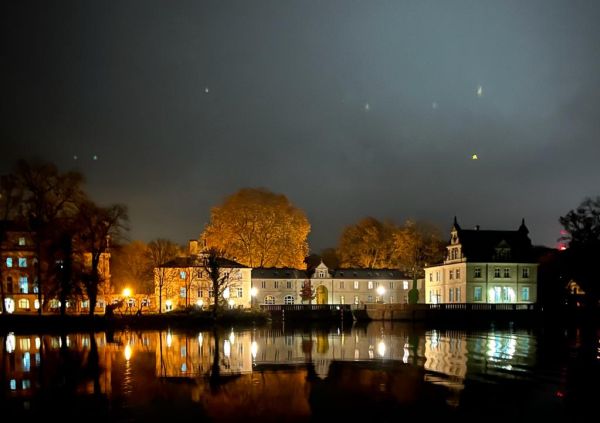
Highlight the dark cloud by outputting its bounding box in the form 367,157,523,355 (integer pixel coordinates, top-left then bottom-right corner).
2,0,600,251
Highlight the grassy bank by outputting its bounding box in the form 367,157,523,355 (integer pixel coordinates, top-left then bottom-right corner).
0,309,270,333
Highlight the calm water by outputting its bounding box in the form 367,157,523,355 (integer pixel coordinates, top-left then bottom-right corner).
1,322,599,421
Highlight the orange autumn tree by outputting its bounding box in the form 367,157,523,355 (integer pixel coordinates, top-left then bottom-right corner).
201,188,310,268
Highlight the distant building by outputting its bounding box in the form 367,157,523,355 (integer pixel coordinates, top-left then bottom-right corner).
252,261,424,306
424,218,538,304
153,242,252,313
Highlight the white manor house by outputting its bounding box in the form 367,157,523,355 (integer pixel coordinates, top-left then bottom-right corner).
424,218,538,305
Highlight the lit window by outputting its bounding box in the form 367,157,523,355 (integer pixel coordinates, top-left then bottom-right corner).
354,281,359,289
141,298,150,307
180,287,186,298
283,295,294,305
354,296,359,304
494,268,501,278
474,268,482,278
18,258,27,268
180,271,186,279
503,268,510,278
456,269,461,279
81,300,89,308
6,258,12,268
402,281,409,290
368,281,373,290
522,268,530,278
264,295,275,305
19,277,28,293
22,379,31,390
18,237,26,246
340,295,345,304
521,287,530,301
10,379,16,390
474,287,482,302
18,299,29,309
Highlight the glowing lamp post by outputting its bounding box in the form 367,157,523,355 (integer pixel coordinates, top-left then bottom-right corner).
250,287,258,309
376,286,386,303
123,288,132,313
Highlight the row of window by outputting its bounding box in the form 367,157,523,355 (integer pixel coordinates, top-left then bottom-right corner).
5,257,28,268
258,280,410,290
181,287,244,298
428,286,531,303
4,276,35,294
263,295,394,305
429,267,531,282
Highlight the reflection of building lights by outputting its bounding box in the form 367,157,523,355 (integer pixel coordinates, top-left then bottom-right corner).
198,333,203,345
229,331,235,345
6,333,15,353
250,287,258,297
35,337,41,350
377,340,386,357
376,286,386,297
166,332,173,348
223,288,230,299
34,299,40,310
124,344,132,361
251,341,258,359
224,340,231,358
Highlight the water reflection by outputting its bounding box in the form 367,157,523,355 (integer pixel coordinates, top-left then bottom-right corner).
1,324,598,420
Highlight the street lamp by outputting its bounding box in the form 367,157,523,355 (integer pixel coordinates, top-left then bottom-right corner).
376,286,386,303
123,288,132,314
250,287,258,309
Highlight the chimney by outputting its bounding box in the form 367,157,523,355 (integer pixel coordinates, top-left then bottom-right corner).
475,225,480,231
189,240,199,255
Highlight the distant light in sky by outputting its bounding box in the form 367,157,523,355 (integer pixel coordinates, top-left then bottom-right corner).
364,103,370,111
472,154,479,160
476,85,483,97
204,87,210,93
432,101,438,109
92,155,98,161
73,155,78,160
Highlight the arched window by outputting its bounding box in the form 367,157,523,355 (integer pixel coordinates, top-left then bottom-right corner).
283,295,294,305
18,299,30,309
264,295,275,305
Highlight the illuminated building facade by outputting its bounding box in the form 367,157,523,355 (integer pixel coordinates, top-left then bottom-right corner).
252,261,424,306
424,218,538,304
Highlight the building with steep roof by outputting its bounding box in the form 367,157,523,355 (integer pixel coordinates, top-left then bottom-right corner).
424,218,538,304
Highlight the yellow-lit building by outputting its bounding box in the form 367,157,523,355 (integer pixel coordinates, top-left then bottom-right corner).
425,218,538,304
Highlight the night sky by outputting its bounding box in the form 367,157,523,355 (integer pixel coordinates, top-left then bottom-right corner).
2,1,600,251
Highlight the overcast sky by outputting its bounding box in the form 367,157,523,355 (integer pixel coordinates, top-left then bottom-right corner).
2,0,600,251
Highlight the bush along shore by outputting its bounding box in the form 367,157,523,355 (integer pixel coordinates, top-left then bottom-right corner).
0,308,270,333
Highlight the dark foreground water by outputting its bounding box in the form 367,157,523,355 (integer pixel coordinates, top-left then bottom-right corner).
1,322,598,422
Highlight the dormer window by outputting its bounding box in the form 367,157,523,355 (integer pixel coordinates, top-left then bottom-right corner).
495,248,511,260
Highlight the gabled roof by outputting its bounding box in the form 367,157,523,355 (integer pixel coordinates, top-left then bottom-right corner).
159,255,247,269
251,267,308,279
455,224,534,263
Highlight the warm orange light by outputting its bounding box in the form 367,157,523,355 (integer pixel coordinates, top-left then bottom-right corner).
122,288,132,297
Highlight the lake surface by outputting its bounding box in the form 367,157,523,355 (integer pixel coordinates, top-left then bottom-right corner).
1,322,598,421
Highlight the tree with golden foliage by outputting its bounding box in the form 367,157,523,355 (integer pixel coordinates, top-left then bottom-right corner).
394,220,446,276
337,217,398,268
202,188,310,268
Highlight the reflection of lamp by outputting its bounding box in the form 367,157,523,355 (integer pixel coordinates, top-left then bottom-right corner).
124,344,133,361
377,340,386,358
251,341,258,360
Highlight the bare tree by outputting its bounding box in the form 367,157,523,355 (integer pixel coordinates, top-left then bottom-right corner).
15,160,84,315
199,247,241,319
148,239,181,313
75,200,128,316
